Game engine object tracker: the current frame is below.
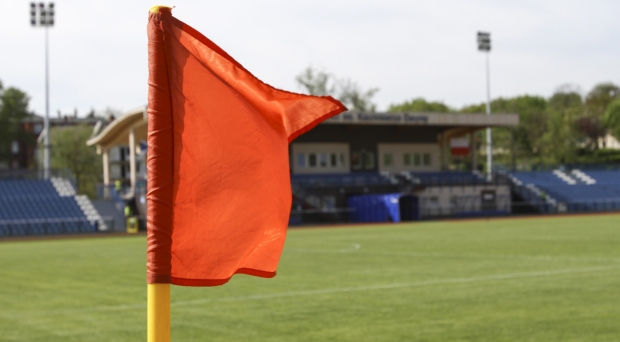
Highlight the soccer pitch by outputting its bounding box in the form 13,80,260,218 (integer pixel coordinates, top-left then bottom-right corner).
1,215,619,341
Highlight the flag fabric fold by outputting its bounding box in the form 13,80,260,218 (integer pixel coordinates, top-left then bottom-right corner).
146,7,346,286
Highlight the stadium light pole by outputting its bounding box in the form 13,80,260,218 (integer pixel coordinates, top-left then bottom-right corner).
30,2,55,180
477,31,492,181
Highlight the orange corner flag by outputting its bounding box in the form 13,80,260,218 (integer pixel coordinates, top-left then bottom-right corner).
146,7,346,286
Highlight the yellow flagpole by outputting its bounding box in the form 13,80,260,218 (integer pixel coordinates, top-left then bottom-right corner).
148,283,170,342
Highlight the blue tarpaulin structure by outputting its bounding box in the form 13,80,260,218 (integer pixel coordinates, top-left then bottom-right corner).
348,193,419,223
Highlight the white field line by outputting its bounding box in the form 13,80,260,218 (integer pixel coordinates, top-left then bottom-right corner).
285,248,620,264
2,265,618,319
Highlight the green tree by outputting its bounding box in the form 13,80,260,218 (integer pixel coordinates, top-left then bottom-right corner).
603,97,620,141
581,83,620,148
50,125,101,198
539,89,582,163
337,79,379,112
388,98,452,112
461,96,548,165
585,83,619,118
295,66,378,112
295,67,335,96
0,80,33,166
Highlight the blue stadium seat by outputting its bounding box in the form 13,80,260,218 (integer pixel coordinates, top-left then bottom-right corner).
291,172,395,188
0,179,93,237
509,170,620,213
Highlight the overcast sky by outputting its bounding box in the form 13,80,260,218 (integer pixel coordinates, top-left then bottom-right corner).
1,0,619,116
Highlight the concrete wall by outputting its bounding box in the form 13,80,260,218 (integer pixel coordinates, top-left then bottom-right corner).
417,184,511,217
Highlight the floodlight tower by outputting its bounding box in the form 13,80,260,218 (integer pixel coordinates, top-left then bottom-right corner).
30,2,55,179
477,31,492,181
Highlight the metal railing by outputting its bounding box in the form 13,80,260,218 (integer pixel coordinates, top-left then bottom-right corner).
96,184,126,212
291,172,396,189
419,195,512,219
401,171,509,187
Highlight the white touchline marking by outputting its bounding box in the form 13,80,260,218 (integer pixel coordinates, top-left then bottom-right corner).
336,243,361,252
285,248,620,263
2,265,618,319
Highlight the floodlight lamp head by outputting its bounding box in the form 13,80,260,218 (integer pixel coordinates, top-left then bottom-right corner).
48,3,55,26
30,2,55,27
39,8,47,26
30,3,37,26
477,31,491,52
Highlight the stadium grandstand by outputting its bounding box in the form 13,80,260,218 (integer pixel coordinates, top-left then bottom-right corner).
0,107,620,236
0,170,109,237
86,107,520,225
83,107,620,226
506,167,620,213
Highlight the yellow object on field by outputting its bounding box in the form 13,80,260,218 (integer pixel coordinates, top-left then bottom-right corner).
126,217,138,234
148,283,170,342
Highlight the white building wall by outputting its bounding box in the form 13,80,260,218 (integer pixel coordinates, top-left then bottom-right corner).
291,143,350,174
377,143,440,173
599,134,620,149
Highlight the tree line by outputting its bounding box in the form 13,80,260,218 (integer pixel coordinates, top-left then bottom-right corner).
296,67,620,168
444,83,620,167
0,78,101,197
1,69,619,197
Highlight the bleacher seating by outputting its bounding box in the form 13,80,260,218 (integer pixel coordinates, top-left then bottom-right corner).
405,171,487,185
508,170,620,213
510,171,569,186
291,172,396,188
0,179,58,197
291,171,489,189
0,179,97,237
579,171,619,185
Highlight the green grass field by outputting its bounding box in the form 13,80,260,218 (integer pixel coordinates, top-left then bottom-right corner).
1,214,619,341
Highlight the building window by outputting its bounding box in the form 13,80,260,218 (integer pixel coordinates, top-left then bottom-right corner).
322,196,336,210
364,152,375,169
11,141,19,154
403,153,411,166
351,152,362,170
413,153,421,166
383,153,393,167
296,153,306,168
319,153,328,167
450,196,458,208
308,153,317,167
423,153,431,166
330,153,338,167
428,196,439,207
34,124,43,134
339,153,346,167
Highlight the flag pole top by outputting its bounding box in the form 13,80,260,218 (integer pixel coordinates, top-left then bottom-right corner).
150,5,172,14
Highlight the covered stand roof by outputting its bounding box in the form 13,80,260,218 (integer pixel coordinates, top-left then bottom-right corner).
324,111,519,140
87,107,519,150
87,106,148,151
325,111,518,127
